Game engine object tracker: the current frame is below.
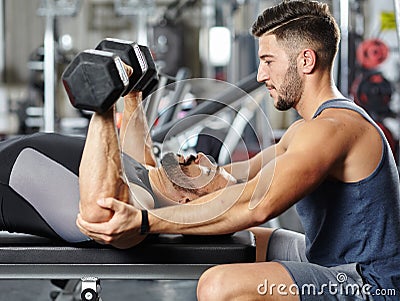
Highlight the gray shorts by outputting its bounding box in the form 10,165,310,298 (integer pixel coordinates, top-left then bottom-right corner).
267,229,372,301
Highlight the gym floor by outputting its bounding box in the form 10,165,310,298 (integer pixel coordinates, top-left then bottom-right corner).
0,279,198,300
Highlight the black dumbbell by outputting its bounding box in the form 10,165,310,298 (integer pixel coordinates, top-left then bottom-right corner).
137,45,159,99
62,39,158,113
95,39,159,98
62,49,130,113
95,38,150,95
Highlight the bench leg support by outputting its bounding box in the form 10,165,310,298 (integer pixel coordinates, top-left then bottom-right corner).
81,277,102,301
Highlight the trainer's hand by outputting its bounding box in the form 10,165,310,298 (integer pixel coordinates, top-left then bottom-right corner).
76,197,146,249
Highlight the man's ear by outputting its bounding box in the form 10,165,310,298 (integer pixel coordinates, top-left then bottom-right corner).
299,49,317,74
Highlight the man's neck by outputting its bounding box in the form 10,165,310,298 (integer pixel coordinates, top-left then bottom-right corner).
295,72,344,120
148,168,180,205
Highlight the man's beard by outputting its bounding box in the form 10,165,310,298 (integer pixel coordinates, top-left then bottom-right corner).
160,153,215,197
160,152,196,190
275,62,304,111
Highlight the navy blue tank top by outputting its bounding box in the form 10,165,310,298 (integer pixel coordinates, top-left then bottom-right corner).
122,153,158,206
296,99,400,299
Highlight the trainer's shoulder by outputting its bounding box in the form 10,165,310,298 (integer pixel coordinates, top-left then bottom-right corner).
315,107,368,132
288,114,348,146
283,116,336,137
278,119,305,149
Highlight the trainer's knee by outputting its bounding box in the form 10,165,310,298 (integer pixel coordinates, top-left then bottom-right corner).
197,265,233,301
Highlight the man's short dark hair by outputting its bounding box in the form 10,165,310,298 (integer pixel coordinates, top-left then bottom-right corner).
251,0,340,70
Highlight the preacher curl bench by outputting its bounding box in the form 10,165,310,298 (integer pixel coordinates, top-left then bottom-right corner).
0,231,255,300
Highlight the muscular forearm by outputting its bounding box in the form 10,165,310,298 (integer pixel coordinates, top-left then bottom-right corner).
223,144,277,181
120,91,157,167
146,181,269,235
79,109,130,223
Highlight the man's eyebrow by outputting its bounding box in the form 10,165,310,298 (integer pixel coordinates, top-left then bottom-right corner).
259,53,275,60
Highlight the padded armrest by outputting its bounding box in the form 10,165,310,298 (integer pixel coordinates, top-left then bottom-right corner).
0,231,255,264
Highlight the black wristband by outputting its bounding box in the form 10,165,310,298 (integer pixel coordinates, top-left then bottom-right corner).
140,210,150,235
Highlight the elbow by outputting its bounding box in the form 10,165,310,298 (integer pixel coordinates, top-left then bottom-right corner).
79,202,113,223
244,170,282,226
251,208,274,226
248,198,277,227
243,176,283,227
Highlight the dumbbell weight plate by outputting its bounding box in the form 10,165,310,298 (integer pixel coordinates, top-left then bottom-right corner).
137,45,159,93
62,49,129,113
95,38,148,95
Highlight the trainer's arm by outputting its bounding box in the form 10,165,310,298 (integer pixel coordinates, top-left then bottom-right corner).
147,118,345,234
222,119,302,181
222,144,277,182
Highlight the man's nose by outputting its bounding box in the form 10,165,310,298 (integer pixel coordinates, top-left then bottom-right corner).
257,67,265,83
